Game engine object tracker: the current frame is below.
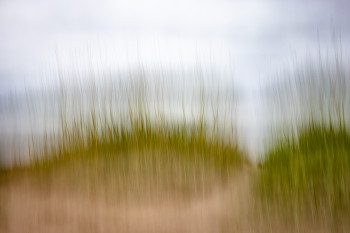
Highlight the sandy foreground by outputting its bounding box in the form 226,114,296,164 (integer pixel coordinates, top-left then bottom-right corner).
0,169,338,233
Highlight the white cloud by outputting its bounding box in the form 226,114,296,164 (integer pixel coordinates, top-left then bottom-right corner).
0,0,349,93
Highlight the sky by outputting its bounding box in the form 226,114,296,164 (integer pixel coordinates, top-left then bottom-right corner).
0,0,350,164
1,0,350,94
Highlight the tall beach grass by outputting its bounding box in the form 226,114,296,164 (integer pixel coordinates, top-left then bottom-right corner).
1,64,246,201
257,41,350,230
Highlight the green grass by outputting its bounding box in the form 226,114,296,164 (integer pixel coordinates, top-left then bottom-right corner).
24,121,244,201
258,118,350,229
3,43,350,230
1,75,245,201
257,42,350,230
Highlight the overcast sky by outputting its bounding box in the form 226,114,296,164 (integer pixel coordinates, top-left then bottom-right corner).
1,0,350,163
0,0,350,94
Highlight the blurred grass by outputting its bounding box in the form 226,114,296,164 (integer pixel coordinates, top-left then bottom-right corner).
2,42,350,231
257,41,350,230
258,124,350,222
0,73,245,201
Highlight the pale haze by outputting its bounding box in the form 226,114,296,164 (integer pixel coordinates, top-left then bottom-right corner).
0,0,350,161
1,0,349,92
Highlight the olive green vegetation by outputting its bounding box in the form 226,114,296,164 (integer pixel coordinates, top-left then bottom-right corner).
2,45,350,229
2,76,245,201
257,46,350,229
26,118,243,200
259,124,350,223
